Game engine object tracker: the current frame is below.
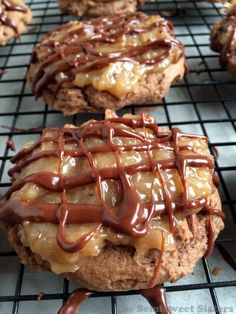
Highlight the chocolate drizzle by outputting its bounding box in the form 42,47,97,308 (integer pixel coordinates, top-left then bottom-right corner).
6,139,16,151
58,289,92,314
0,0,27,35
0,68,6,77
138,0,146,6
0,113,224,262
211,146,219,159
30,13,185,98
58,286,170,314
150,231,165,288
140,285,171,314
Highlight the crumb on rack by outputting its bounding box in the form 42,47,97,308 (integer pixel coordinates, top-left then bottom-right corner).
212,267,222,276
0,69,6,77
37,291,44,302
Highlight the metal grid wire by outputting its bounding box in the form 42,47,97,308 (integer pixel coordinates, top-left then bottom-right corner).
0,0,236,313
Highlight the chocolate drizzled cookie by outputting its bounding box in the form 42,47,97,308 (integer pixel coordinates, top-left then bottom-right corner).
0,0,32,46
27,13,187,115
0,110,224,291
211,1,236,73
58,0,146,17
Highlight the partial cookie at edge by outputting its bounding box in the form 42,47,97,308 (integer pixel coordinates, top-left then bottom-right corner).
58,0,144,16
210,12,236,74
0,0,32,46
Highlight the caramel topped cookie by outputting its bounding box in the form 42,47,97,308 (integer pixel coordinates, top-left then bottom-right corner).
27,13,187,115
211,2,236,73
59,0,146,17
0,110,224,291
0,0,32,45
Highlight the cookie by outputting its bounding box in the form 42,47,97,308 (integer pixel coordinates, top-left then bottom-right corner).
27,13,187,115
210,4,236,73
0,110,224,291
58,0,145,17
0,0,32,46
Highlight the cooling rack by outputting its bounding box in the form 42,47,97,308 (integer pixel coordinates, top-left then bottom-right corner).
0,0,236,313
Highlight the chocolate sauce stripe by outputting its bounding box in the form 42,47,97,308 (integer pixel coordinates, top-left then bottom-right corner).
59,285,171,314
58,289,92,314
4,172,63,199
35,62,74,97
79,122,151,140
204,215,215,258
58,193,102,253
106,118,208,143
32,54,64,88
0,199,103,225
0,198,224,227
107,116,161,130
8,150,58,176
105,124,147,141
3,0,27,13
141,285,171,314
150,232,165,288
10,135,59,163
173,130,209,143
156,164,176,231
62,143,174,157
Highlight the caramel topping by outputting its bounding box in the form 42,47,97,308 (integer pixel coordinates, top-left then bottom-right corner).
19,220,175,274
0,111,224,260
0,0,27,34
30,13,185,99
